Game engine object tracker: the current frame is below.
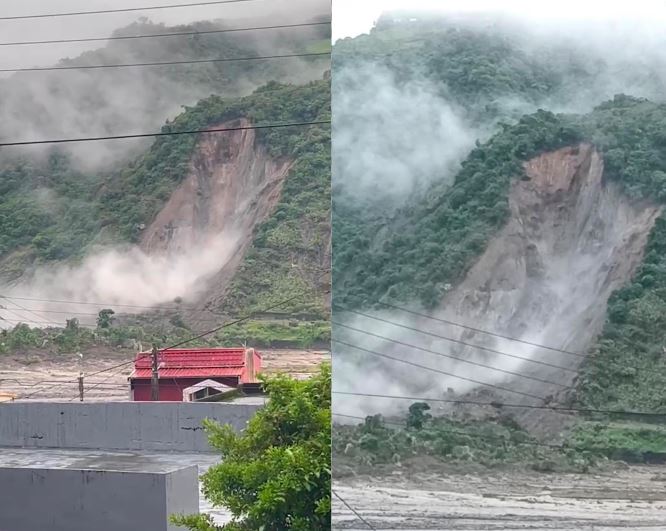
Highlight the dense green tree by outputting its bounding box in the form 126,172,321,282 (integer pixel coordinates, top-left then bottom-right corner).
96,309,115,329
172,364,331,531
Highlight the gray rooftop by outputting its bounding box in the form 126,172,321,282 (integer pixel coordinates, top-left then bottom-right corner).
0,447,219,474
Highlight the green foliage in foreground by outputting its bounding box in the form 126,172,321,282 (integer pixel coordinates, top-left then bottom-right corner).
569,422,666,463
334,412,666,473
215,320,330,349
333,408,596,473
172,364,331,531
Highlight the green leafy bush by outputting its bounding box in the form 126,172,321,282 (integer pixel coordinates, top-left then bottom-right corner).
172,364,331,531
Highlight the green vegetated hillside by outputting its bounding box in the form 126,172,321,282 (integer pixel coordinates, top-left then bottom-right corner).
0,18,331,351
333,16,666,466
109,79,332,332
333,15,666,124
333,16,666,306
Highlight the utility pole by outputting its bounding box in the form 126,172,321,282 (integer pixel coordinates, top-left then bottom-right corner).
151,346,160,401
78,372,84,402
77,352,84,402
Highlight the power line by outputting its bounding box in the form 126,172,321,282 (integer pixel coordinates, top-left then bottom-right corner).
332,391,666,419
161,270,329,351
4,308,135,317
332,339,544,400
335,306,576,373
334,321,567,388
163,293,310,350
0,21,331,47
2,306,216,320
72,366,131,401
1,294,203,311
15,289,322,399
0,306,312,326
15,353,143,400
0,301,208,317
332,490,376,531
0,51,330,74
367,299,587,359
0,0,259,21
3,298,61,327
18,378,82,400
0,316,97,328
0,306,45,327
7,380,127,387
0,119,330,147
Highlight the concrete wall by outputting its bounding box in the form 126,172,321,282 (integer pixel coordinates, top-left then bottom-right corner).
0,465,199,531
0,402,262,452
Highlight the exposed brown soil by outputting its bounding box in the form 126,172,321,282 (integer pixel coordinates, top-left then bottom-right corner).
141,117,292,255
404,144,660,438
139,117,293,317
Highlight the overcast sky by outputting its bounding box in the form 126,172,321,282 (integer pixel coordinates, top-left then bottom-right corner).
332,0,666,41
0,0,328,69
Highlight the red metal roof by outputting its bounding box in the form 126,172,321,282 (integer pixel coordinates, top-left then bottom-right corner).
132,367,245,379
130,347,261,382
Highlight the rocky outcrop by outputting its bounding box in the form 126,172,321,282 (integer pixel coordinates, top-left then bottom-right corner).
407,144,660,437
139,118,293,306
141,118,292,256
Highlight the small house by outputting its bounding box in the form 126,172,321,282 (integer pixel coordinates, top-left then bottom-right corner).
129,347,262,402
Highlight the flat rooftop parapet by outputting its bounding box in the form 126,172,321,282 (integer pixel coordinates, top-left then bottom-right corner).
0,459,199,531
0,401,262,452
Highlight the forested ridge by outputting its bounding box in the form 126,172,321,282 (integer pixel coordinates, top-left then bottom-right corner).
332,16,666,461
0,17,331,350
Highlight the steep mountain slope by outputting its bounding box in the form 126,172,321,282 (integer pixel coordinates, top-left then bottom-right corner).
336,96,666,405
1,78,330,315
333,14,666,458
0,12,330,350
139,118,293,257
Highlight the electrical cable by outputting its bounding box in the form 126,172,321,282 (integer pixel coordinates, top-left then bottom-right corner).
363,298,587,359
0,119,330,147
163,291,322,350
332,391,666,419
12,285,327,399
332,490,377,531
0,316,97,328
334,306,577,373
3,299,62,327
0,51,330,74
0,0,260,21
0,21,331,47
334,321,568,388
1,294,204,311
332,338,545,400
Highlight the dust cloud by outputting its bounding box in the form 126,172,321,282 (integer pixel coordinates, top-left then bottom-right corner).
333,63,477,205
0,232,241,328
0,0,330,169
